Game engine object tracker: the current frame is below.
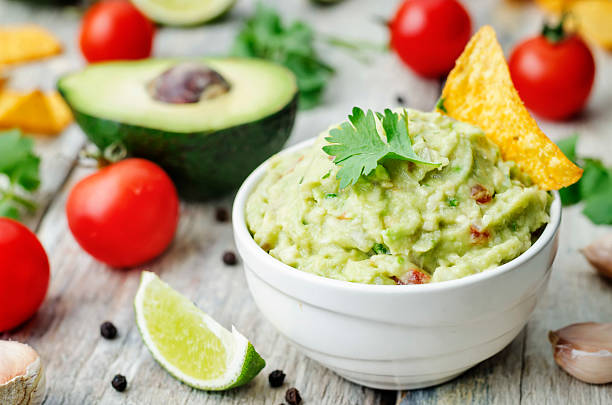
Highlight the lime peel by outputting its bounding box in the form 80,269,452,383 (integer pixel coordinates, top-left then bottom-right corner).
134,271,265,391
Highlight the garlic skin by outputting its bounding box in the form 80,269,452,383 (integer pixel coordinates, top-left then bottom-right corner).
581,233,612,280
0,341,46,405
549,322,612,384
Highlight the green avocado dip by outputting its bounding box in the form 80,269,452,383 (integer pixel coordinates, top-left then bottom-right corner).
246,109,551,284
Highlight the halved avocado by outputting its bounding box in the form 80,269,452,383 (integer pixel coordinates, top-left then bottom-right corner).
58,58,298,200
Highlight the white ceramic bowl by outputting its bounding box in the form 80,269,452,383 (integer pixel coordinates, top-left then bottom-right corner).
232,138,561,390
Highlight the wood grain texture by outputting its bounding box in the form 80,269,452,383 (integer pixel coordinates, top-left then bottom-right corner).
0,0,611,404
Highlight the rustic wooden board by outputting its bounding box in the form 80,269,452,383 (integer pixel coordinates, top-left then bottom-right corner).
1,0,611,404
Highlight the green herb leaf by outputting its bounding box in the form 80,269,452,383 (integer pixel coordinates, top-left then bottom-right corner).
435,97,447,114
0,129,40,221
447,197,458,207
322,107,439,189
579,158,612,198
555,134,612,224
371,243,389,255
556,134,581,206
231,3,333,110
583,190,612,225
556,134,578,162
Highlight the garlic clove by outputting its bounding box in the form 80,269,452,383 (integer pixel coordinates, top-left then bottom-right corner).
548,322,612,384
0,340,46,405
581,233,612,280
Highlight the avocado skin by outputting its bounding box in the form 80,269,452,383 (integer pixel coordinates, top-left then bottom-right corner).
66,95,298,200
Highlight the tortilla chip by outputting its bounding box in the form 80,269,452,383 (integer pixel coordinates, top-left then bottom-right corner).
572,1,612,50
0,89,72,135
0,25,62,64
438,25,582,190
535,0,573,14
45,91,73,131
0,66,6,89
0,89,23,117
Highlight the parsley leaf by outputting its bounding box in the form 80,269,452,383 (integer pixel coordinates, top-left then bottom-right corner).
322,107,440,189
231,3,334,110
0,129,40,221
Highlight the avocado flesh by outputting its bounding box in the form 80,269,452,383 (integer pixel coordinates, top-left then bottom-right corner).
58,58,298,200
58,58,296,133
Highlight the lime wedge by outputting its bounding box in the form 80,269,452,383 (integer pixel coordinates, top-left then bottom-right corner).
134,271,265,390
131,0,236,26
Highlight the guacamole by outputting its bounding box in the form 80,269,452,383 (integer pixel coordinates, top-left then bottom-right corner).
246,110,551,284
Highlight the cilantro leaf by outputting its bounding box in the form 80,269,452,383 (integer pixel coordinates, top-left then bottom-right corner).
556,134,581,205
555,134,612,224
583,190,612,225
231,3,333,110
435,97,447,113
556,133,578,162
322,107,440,189
371,243,390,255
0,129,40,221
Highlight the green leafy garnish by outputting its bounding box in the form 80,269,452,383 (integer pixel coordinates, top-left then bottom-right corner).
0,129,40,221
325,193,337,198
435,97,447,113
371,243,389,255
231,3,334,110
447,197,458,207
557,134,581,205
556,134,612,224
322,107,439,189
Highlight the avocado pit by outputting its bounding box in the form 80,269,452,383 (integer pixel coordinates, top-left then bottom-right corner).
149,63,230,104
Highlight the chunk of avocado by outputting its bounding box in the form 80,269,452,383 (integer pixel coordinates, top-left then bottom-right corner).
58,58,298,200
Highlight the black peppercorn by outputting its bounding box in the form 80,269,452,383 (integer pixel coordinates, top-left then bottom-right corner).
222,251,237,265
396,94,406,105
215,207,229,222
100,321,117,339
285,387,302,405
111,374,127,392
268,369,286,387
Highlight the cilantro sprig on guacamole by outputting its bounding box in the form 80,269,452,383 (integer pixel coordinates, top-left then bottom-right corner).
322,107,439,189
246,109,551,285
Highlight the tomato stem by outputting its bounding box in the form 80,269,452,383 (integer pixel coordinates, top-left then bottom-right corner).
542,13,569,43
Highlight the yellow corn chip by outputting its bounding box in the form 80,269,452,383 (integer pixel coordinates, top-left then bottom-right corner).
0,89,72,135
572,1,612,50
535,0,574,13
0,66,6,89
45,90,73,132
0,89,23,117
439,25,582,190
0,25,62,64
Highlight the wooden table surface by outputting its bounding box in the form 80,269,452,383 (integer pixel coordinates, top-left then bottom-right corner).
1,0,611,404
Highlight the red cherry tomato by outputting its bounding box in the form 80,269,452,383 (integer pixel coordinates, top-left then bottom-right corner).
0,218,50,332
79,0,155,63
390,0,472,78
66,159,179,268
509,28,595,120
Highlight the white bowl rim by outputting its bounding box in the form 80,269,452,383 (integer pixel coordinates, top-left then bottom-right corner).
233,137,562,295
